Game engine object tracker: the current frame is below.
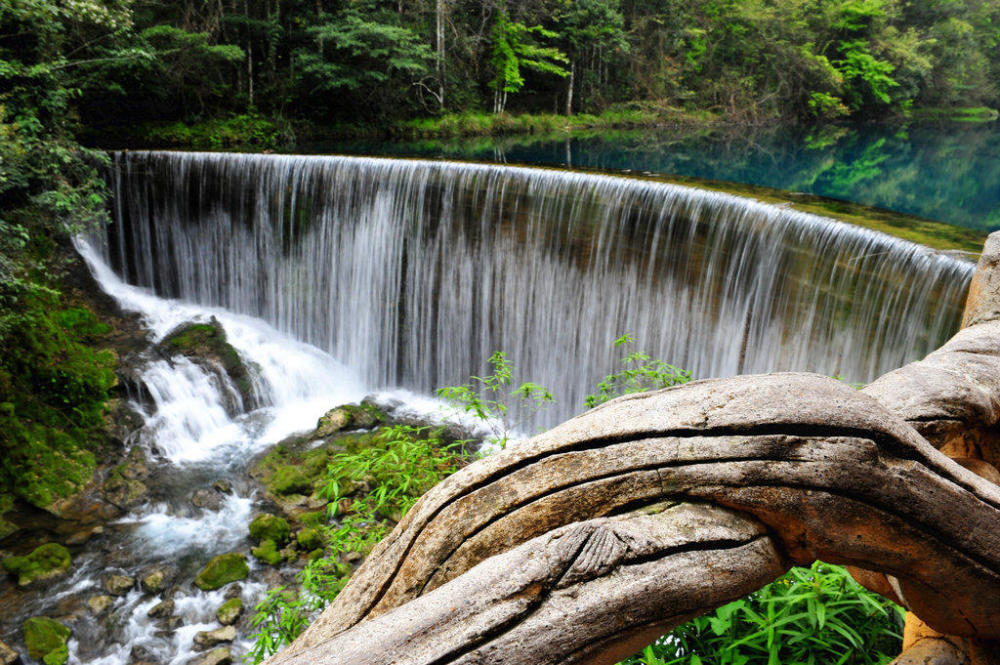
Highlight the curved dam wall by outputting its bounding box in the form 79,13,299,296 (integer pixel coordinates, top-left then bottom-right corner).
94,151,974,426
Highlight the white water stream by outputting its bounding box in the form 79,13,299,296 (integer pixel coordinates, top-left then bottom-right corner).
0,241,457,665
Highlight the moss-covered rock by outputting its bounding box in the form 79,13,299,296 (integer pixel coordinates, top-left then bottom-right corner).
194,646,233,665
141,568,167,593
248,514,290,544
160,319,256,413
269,466,312,496
194,553,248,590
193,625,236,649
102,447,149,509
300,510,326,529
251,539,283,566
24,616,71,665
88,594,113,615
296,527,321,550
315,402,384,438
2,542,72,588
216,597,243,625
104,573,135,596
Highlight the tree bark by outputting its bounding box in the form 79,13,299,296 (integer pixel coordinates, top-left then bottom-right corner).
266,233,1000,665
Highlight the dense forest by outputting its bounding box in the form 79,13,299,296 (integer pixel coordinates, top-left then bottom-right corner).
4,0,1000,141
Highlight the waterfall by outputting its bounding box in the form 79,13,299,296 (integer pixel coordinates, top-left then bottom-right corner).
96,151,974,427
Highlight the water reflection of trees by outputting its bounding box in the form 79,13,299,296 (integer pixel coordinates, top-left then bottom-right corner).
322,123,1000,231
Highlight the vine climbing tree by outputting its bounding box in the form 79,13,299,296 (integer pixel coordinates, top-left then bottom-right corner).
264,233,1000,665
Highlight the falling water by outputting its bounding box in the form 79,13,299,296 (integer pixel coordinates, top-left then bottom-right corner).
96,151,974,426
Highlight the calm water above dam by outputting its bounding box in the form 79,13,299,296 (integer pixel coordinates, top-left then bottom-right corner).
97,151,973,428
317,121,1000,232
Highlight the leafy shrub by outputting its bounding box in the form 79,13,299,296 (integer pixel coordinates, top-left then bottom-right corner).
245,425,463,663
619,562,903,665
436,350,552,448
585,334,691,408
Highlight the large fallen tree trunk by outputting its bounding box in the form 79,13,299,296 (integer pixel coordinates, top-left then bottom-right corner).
267,233,1000,665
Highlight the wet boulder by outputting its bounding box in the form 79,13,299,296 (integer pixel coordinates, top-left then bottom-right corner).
248,514,290,544
23,617,70,665
1,543,72,588
0,637,18,665
191,489,222,511
193,625,236,649
194,553,248,591
159,318,257,415
147,599,174,619
314,402,384,438
101,447,149,510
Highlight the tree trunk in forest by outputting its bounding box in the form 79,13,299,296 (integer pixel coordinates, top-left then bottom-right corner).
265,233,1000,665
437,0,446,111
565,61,574,115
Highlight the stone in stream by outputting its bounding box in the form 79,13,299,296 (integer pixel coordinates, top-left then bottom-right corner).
193,625,236,649
147,599,175,619
103,573,135,596
23,617,70,665
1,543,72,589
191,489,223,511
87,595,113,615
0,638,19,665
159,318,257,415
213,480,232,494
190,647,232,665
141,568,169,593
194,553,248,591
216,598,243,626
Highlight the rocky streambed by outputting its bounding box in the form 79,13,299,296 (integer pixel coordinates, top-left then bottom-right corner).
0,240,486,665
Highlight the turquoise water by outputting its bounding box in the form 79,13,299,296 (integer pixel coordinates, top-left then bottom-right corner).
315,121,1000,231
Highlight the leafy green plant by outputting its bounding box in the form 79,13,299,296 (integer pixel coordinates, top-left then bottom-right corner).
619,562,903,665
585,334,691,409
436,351,553,448
245,425,463,663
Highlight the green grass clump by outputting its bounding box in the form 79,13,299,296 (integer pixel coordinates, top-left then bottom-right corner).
131,113,294,150
396,106,675,139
